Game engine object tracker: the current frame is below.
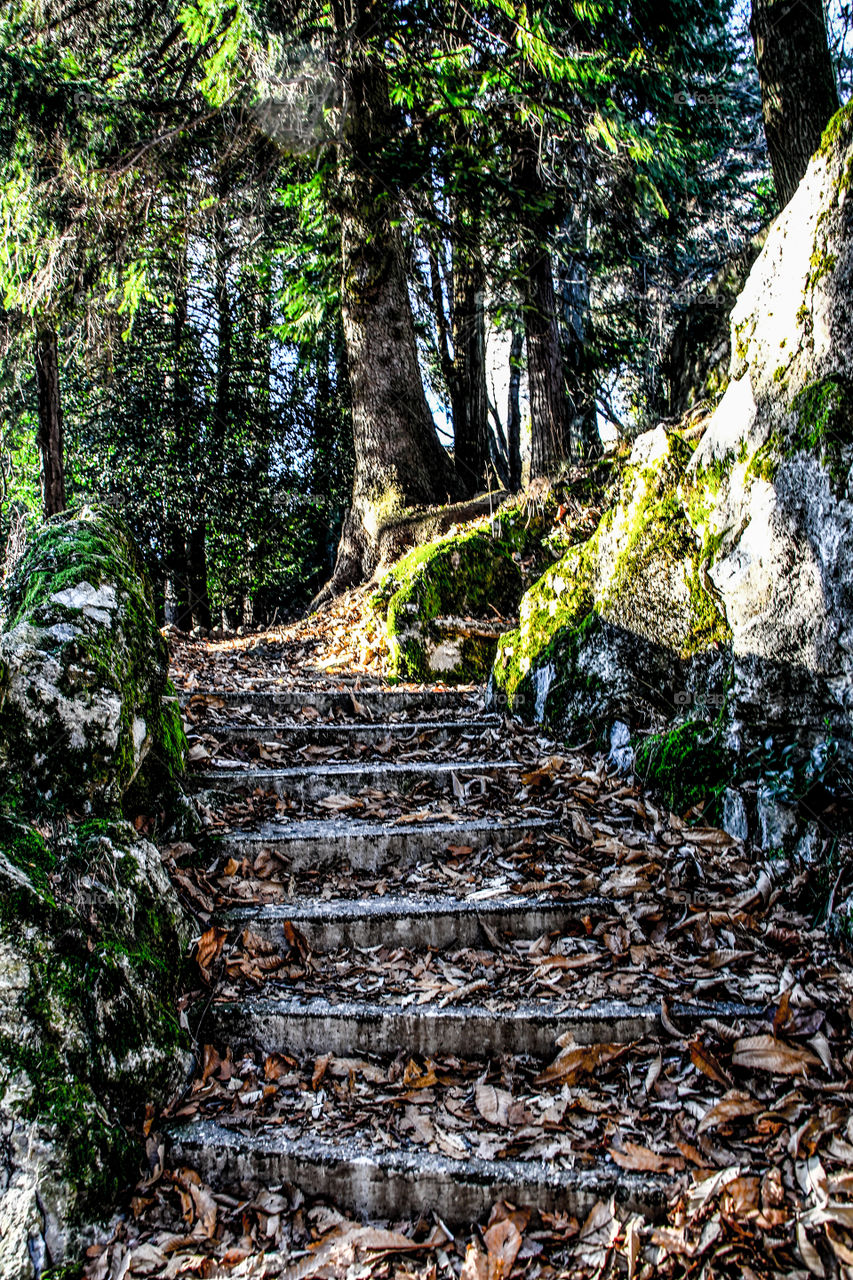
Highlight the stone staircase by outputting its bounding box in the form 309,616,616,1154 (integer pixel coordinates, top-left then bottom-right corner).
161,677,824,1242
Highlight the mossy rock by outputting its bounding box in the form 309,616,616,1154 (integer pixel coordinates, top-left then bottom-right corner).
492,429,731,736
0,817,191,1276
0,505,184,814
375,498,560,683
634,719,736,818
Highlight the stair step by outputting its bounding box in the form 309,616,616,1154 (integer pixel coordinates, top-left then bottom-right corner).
198,717,500,745
195,759,526,800
218,816,557,871
182,688,482,716
167,1120,675,1225
201,994,758,1059
222,893,608,951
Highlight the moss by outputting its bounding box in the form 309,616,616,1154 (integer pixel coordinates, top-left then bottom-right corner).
494,432,732,718
378,498,562,683
0,817,190,1228
789,376,853,485
818,101,853,159
601,447,730,659
123,681,187,824
1,506,173,812
635,719,735,817
0,816,56,900
492,536,597,709
528,610,606,736
745,436,781,485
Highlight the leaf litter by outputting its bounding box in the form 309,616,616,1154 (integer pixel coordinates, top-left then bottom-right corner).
85,626,853,1280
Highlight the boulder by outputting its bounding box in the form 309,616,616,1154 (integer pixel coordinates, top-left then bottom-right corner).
0,819,192,1278
0,506,186,812
373,497,562,682
492,104,853,845
0,507,192,1276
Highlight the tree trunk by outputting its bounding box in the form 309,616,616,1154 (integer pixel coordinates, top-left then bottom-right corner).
751,0,839,207
321,26,457,598
169,530,193,632
450,227,488,497
507,327,523,490
187,520,211,632
556,240,600,458
34,325,66,519
167,229,194,632
524,250,570,477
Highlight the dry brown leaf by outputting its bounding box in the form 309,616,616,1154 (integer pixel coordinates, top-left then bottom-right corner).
732,1034,822,1076
689,1038,732,1087
474,1083,533,1128
483,1218,523,1278
196,925,227,977
697,1090,764,1134
312,1053,332,1089
318,793,365,812
608,1140,679,1172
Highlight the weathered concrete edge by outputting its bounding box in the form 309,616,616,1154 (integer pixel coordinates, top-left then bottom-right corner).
168,1119,677,1224
202,994,762,1058
221,894,611,950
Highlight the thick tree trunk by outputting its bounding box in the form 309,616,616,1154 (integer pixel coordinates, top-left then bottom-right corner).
751,0,839,208
322,39,456,597
524,250,570,477
451,238,488,496
34,325,66,519
507,327,524,491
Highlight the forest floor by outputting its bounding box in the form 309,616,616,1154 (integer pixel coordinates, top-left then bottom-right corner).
84,593,853,1280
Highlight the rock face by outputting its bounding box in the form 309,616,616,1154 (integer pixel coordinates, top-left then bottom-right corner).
492,104,853,845
0,508,192,1278
492,427,729,727
0,507,185,810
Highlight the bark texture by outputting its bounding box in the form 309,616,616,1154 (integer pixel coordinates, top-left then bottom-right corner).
751,0,839,207
524,249,570,477
34,325,66,519
325,32,456,596
450,231,489,496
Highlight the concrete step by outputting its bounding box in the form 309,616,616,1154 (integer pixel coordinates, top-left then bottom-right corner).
195,717,500,746
217,815,558,871
222,893,609,951
167,1120,674,1225
201,993,758,1059
182,688,482,717
194,759,527,801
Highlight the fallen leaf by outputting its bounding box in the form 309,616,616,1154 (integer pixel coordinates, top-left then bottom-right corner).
732,1034,822,1076
697,1090,764,1134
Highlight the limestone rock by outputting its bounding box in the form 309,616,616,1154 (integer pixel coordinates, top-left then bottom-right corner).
0,506,185,811
0,819,192,1279
492,104,853,833
0,507,192,1276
